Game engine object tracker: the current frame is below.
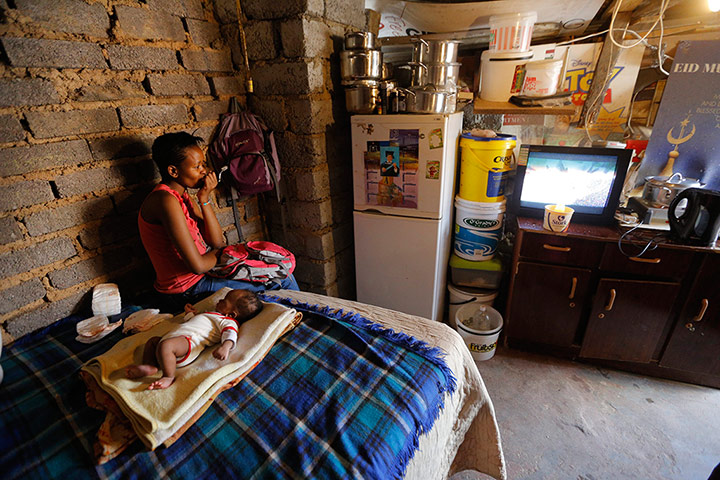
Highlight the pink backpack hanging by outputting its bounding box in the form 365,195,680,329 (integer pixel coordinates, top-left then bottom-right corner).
209,241,295,285
208,103,281,197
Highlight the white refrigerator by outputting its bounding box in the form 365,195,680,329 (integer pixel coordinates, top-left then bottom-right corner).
351,113,463,322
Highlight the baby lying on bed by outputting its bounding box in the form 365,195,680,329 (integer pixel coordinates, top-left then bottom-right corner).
125,289,263,390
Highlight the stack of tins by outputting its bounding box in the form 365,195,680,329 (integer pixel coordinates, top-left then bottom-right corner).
447,133,516,328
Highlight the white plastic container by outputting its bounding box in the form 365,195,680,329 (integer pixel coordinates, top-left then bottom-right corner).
453,197,505,261
489,12,537,52
447,282,498,329
455,303,503,361
479,50,534,102
521,58,564,97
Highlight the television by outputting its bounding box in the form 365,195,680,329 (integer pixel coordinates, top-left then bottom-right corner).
510,145,632,226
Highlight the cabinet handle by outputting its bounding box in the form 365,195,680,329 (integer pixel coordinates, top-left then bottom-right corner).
693,299,709,322
604,289,617,311
629,256,661,264
569,277,577,299
543,244,571,252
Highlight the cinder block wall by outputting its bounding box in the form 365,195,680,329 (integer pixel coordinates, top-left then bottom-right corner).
0,0,257,342
217,0,364,297
0,0,366,343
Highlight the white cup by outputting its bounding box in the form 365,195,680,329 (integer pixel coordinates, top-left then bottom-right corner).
543,204,575,232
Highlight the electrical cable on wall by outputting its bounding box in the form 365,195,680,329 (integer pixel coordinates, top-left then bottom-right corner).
608,0,672,49
572,0,674,143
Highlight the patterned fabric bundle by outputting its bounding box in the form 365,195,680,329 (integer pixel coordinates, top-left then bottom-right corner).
209,241,296,284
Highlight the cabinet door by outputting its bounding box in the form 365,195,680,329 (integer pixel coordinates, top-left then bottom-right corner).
507,262,591,347
660,255,720,376
581,279,679,363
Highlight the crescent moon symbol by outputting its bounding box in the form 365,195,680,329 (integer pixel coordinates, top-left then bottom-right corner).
667,124,696,145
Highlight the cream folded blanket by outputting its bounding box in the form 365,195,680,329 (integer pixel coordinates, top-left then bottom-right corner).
81,288,297,450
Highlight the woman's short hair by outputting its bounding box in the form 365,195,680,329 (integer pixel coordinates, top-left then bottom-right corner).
151,132,204,181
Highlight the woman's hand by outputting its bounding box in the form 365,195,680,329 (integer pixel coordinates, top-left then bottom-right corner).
197,172,218,204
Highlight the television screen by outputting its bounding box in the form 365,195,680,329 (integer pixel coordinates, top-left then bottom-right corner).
512,145,632,225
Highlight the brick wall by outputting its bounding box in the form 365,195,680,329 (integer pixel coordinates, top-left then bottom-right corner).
0,0,257,342
216,0,364,297
0,0,366,343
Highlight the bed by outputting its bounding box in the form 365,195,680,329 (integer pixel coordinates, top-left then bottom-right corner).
1,289,506,479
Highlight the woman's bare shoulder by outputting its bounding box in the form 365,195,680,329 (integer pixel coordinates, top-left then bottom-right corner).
141,188,180,223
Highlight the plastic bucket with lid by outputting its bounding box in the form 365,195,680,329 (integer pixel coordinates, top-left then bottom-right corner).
479,50,534,102
459,133,516,202
455,303,503,361
454,197,505,261
489,12,537,52
447,282,498,329
521,58,564,97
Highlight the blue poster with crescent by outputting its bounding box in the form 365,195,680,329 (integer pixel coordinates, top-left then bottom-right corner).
638,40,720,190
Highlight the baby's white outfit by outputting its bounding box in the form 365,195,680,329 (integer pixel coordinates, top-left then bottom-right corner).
162,311,238,367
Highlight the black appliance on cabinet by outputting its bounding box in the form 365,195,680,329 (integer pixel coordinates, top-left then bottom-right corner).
668,188,720,246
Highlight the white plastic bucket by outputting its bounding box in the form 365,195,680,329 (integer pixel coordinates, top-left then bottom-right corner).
489,12,537,52
479,50,534,102
453,197,505,261
447,283,498,329
455,303,503,361
521,58,564,97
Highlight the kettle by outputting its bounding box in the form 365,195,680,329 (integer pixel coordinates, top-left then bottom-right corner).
668,188,720,247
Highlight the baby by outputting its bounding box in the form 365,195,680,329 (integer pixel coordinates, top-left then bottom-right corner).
125,289,263,390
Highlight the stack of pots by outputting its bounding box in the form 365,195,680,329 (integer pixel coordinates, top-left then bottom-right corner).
447,132,517,328
341,31,390,114
405,38,461,114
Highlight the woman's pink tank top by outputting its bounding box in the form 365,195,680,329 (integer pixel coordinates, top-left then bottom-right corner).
138,184,207,294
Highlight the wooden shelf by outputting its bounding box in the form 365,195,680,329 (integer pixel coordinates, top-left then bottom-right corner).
473,97,577,115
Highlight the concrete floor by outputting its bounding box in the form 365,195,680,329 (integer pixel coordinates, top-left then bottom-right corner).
455,346,720,480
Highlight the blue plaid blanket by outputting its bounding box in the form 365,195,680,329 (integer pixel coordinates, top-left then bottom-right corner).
1,297,456,480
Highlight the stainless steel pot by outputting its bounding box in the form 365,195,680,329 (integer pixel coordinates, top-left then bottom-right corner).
345,31,377,50
641,172,704,208
406,85,452,114
340,49,382,80
388,87,412,113
406,62,428,87
345,84,380,114
426,62,461,88
341,78,379,87
381,62,392,80
411,38,461,64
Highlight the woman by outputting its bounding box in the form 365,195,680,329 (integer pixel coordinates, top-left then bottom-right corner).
138,132,298,311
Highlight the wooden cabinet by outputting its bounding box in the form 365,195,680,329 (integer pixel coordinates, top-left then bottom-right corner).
580,279,679,363
507,262,591,347
505,217,720,388
660,255,720,377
